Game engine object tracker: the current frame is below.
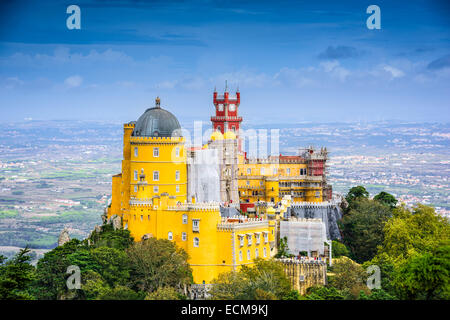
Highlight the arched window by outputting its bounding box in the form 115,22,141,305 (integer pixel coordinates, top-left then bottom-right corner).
182,214,188,224
247,249,251,260
263,247,267,258
168,232,173,240
182,232,187,241
193,237,199,247
255,248,259,258
175,170,180,181
239,250,243,261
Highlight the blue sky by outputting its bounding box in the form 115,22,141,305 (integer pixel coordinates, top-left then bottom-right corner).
0,0,449,124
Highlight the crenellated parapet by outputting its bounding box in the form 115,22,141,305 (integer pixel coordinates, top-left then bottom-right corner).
130,136,185,145
166,202,221,212
291,201,339,208
217,216,269,231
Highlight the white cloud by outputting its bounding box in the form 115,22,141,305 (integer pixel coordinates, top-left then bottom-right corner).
64,75,83,88
320,60,350,81
383,65,405,78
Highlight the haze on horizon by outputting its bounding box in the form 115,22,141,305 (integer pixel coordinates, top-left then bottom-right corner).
0,0,449,124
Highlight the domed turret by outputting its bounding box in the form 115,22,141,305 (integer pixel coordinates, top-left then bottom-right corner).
210,130,224,141
132,97,182,137
223,131,236,140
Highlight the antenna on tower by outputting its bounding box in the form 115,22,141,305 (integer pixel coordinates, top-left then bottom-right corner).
236,84,239,92
225,80,228,92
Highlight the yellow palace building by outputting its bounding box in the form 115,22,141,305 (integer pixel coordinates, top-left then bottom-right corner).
106,97,276,284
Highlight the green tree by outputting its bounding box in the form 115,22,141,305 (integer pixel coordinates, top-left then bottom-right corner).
98,285,144,300
88,223,134,250
358,288,397,300
90,247,130,286
381,204,450,263
0,248,36,300
209,259,293,300
126,238,192,293
304,286,346,300
340,198,392,263
275,236,293,258
209,270,248,300
331,240,349,258
328,256,369,299
145,286,185,300
32,239,83,299
374,192,398,209
80,270,109,300
393,245,450,300
345,186,369,207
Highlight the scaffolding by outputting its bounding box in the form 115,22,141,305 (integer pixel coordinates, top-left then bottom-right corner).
280,218,327,256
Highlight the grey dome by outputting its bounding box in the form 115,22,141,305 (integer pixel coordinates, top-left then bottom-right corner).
132,98,182,137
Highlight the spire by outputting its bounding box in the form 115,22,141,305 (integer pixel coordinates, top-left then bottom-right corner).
225,80,228,92
155,96,161,108
214,86,217,92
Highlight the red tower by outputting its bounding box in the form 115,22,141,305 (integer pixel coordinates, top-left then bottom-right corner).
211,83,242,135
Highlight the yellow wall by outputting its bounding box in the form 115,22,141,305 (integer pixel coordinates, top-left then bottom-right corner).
126,194,274,283
237,160,324,203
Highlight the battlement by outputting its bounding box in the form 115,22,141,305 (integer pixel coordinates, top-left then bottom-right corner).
167,202,221,212
277,257,327,265
291,201,339,208
129,136,184,144
287,217,323,223
217,216,268,231
124,122,136,129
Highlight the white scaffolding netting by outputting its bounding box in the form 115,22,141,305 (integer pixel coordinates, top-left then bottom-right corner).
280,219,327,255
188,149,221,203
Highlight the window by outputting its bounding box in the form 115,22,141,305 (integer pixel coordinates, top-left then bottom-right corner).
315,191,321,198
134,147,138,157
263,232,269,243
263,247,267,258
153,171,159,181
246,181,250,186
153,147,159,157
260,167,265,175
255,248,259,258
247,250,251,260
273,168,277,175
193,237,199,247
176,185,180,193
247,168,251,174
148,215,150,221
217,126,221,132
218,104,224,111
239,236,244,247
153,186,159,193
229,104,236,112
192,219,200,232
287,168,291,175
175,147,180,157
255,233,260,244
239,250,243,261
134,185,138,193
182,232,187,241
134,170,138,180
140,215,143,221
182,214,188,224
231,125,236,131
168,232,173,240
247,234,252,246
175,170,180,181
